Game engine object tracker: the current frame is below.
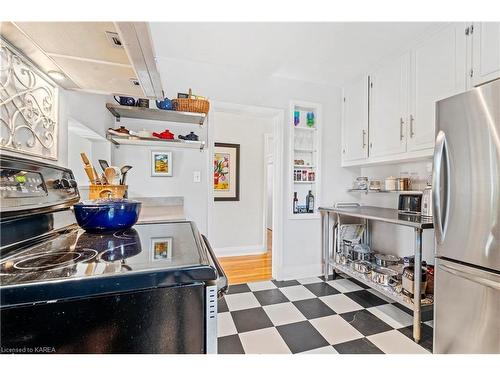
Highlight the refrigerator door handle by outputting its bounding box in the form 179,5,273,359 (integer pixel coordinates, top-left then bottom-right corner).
433,130,450,244
438,263,500,291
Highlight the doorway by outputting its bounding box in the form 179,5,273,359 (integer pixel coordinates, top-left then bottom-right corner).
207,103,284,285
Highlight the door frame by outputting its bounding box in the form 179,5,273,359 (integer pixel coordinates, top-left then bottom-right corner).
207,101,285,280
263,133,273,243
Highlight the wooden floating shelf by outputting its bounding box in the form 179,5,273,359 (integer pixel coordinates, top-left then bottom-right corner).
107,134,205,150
106,103,207,126
294,181,316,184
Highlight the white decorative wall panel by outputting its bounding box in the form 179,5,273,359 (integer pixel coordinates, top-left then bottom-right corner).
0,40,58,160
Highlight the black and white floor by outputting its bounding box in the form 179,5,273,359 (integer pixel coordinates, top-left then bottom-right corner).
217,273,433,354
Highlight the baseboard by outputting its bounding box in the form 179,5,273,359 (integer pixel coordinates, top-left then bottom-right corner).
214,244,267,257
277,263,323,281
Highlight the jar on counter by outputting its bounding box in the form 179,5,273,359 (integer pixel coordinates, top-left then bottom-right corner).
384,176,397,191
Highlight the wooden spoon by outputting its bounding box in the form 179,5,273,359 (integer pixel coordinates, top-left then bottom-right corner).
104,167,117,185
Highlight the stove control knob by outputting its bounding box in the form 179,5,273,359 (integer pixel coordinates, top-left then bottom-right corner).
68,179,78,188
53,178,71,189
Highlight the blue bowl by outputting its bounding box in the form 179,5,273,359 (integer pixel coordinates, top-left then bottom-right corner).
74,199,141,233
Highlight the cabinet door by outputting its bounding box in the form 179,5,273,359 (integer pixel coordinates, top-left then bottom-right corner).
342,75,369,163
408,23,467,152
472,22,500,86
369,53,409,158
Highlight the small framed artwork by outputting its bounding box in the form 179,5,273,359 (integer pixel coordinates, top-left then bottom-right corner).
151,151,172,177
214,142,240,201
151,237,173,261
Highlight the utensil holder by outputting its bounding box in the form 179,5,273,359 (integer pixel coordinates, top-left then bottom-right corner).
89,184,127,200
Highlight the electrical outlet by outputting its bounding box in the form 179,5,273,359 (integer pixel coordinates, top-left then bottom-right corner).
193,171,201,183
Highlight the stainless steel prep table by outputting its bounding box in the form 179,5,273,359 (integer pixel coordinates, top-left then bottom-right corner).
319,204,434,343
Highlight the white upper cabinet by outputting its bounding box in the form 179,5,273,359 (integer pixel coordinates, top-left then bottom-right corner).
369,52,410,158
408,23,467,152
342,75,369,163
471,22,500,87
340,22,496,167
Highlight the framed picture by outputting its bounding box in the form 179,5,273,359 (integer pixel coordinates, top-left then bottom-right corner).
151,237,173,261
214,142,240,201
151,151,172,177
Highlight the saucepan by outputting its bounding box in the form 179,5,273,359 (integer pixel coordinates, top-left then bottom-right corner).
73,199,142,233
370,266,398,286
374,253,401,267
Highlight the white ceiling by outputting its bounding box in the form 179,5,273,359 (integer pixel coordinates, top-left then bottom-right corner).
150,22,447,87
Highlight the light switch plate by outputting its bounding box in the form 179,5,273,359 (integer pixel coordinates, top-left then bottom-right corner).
193,171,201,183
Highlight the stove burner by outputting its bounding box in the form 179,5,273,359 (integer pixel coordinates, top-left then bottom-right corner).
2,249,98,273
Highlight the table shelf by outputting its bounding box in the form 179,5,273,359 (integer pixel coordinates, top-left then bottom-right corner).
319,205,433,229
333,261,433,311
320,204,434,344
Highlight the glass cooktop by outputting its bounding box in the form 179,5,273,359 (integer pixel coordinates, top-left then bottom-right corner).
0,221,215,289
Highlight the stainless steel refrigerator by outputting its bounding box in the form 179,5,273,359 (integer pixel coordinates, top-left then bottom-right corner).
433,78,500,354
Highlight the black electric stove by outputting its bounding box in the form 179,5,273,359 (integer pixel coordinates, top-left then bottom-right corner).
0,154,226,354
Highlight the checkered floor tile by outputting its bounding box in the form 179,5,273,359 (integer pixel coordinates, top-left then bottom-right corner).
217,273,433,354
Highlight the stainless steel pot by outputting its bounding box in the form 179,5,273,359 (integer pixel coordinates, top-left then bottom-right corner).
374,253,401,267
351,243,372,262
335,252,349,266
352,260,372,274
371,266,398,286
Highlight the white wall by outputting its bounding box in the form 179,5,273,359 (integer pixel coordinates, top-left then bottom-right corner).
108,117,208,232
144,56,356,279
211,111,273,255
59,90,114,168
67,132,92,186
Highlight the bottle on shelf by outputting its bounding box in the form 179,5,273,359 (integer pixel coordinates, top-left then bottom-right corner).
293,192,298,214
306,190,314,213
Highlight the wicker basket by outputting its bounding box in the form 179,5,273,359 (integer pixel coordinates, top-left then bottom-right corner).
89,184,127,200
172,88,209,114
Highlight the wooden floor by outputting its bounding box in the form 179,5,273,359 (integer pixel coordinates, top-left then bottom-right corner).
219,229,272,285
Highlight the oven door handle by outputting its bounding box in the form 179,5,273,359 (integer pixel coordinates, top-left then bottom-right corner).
202,235,228,297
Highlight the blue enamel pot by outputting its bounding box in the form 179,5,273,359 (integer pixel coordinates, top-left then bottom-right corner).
74,199,142,233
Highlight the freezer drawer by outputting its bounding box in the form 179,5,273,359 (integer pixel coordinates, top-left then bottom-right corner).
434,258,500,354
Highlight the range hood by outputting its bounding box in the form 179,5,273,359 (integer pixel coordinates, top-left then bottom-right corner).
114,22,163,99
0,22,163,99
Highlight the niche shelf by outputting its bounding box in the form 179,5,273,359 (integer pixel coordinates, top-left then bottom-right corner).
289,101,322,219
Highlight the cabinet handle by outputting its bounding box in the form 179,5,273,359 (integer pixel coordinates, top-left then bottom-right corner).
410,115,415,138
362,130,367,148
400,117,404,140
